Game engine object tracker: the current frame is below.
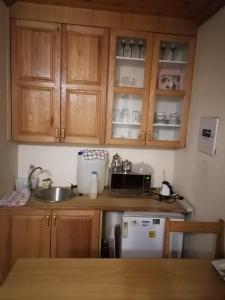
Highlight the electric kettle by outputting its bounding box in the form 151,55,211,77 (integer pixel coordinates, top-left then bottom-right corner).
111,153,122,171
160,181,174,198
122,160,132,172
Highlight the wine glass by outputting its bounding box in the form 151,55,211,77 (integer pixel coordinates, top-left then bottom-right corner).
171,43,177,61
120,39,127,57
160,42,166,60
138,40,144,59
129,39,135,58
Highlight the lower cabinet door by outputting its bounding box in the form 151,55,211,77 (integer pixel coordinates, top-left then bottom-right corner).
9,210,51,267
51,210,101,258
0,210,10,284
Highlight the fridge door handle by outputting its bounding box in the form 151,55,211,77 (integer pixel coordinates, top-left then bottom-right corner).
123,222,128,238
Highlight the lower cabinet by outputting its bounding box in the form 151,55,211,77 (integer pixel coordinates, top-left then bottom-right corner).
9,210,51,268
51,210,101,258
0,210,10,284
0,209,101,284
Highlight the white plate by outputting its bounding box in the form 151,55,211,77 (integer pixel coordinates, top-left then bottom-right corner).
211,259,225,280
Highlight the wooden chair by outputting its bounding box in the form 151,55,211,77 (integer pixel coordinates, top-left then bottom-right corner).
163,219,224,258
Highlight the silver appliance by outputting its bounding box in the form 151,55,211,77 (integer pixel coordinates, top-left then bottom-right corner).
109,168,151,197
121,211,184,258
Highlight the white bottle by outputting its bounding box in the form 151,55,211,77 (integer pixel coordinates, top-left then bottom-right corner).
89,171,98,199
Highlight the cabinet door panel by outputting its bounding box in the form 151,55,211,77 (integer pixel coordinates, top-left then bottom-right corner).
61,25,108,144
19,87,53,135
51,210,100,258
67,32,100,84
20,28,53,80
66,91,99,137
9,211,51,268
11,20,61,142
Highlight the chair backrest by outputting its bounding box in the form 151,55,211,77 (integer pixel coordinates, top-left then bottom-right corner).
163,219,224,258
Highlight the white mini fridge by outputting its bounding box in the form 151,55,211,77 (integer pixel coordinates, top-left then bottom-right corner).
121,211,184,258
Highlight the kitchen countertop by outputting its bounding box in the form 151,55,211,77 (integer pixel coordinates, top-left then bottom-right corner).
24,189,189,213
0,258,224,300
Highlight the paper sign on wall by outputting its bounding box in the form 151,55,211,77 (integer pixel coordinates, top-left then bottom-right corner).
197,117,219,156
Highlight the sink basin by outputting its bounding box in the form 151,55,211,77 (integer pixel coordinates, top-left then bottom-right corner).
34,187,76,202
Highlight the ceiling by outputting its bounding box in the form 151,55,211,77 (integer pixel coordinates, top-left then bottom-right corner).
3,0,225,25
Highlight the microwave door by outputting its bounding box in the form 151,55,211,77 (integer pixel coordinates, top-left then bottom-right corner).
111,174,144,196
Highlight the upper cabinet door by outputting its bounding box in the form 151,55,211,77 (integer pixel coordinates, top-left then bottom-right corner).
106,29,153,145
11,20,61,142
61,25,109,144
146,34,195,148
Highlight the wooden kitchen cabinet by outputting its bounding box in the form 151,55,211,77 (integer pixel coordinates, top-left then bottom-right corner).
11,19,195,148
51,210,101,258
0,209,51,284
61,25,108,144
0,210,10,284
106,31,195,148
106,29,153,145
0,208,101,282
147,34,195,148
11,20,109,144
11,20,61,143
8,210,51,268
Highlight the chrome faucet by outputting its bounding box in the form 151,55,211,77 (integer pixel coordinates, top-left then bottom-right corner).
28,167,43,191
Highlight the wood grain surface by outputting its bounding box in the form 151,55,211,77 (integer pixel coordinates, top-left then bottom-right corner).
0,258,224,299
25,190,187,213
61,24,108,144
10,2,197,35
11,19,61,143
8,0,225,26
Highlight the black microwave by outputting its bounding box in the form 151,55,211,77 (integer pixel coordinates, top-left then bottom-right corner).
109,168,151,197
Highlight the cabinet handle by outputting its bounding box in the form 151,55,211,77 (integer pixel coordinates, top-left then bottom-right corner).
61,128,65,139
141,131,146,141
52,214,56,226
44,215,50,226
123,222,128,238
147,131,151,141
55,128,59,139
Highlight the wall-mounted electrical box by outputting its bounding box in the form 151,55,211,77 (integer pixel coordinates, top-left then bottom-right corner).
198,117,219,156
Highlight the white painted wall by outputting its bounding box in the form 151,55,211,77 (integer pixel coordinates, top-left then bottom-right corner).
173,7,225,256
18,145,175,188
0,1,18,195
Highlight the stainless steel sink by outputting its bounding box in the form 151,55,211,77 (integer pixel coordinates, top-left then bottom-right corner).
34,187,76,202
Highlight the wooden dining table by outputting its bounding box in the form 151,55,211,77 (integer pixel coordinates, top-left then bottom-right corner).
0,258,224,300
